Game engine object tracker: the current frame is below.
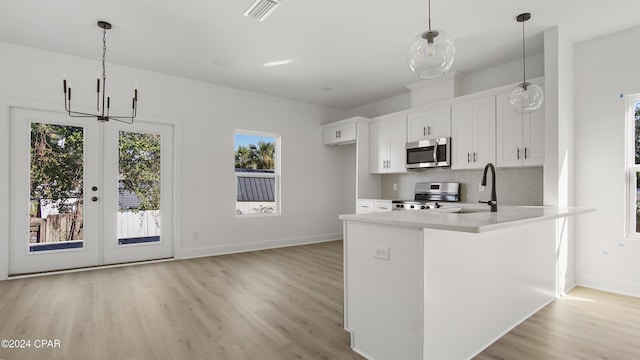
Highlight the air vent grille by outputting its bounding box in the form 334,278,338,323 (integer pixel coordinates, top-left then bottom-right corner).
243,0,280,22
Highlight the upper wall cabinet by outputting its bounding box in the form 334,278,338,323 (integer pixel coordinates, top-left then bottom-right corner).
407,106,451,142
496,92,545,167
451,96,496,170
370,114,407,174
323,119,357,145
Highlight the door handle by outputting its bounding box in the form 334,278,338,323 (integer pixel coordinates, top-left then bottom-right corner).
473,152,477,162
432,141,438,164
467,152,470,163
524,147,528,159
517,148,520,160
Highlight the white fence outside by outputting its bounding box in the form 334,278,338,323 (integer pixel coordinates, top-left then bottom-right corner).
118,210,161,238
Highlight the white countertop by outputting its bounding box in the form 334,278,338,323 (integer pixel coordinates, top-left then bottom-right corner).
339,205,594,233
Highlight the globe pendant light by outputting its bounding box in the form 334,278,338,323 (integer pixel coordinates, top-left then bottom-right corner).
408,0,455,80
509,13,544,114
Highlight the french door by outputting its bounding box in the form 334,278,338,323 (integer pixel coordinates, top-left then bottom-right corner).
9,108,174,275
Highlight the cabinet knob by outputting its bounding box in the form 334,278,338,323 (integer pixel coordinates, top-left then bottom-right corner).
91,196,98,202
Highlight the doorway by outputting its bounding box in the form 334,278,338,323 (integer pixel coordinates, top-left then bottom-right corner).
9,108,174,275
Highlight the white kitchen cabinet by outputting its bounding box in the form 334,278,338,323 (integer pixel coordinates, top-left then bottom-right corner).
407,106,451,142
356,199,392,214
356,200,374,214
451,96,496,170
323,121,357,145
496,92,545,167
374,201,392,212
370,115,407,174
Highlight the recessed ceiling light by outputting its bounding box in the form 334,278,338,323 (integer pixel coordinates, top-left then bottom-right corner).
321,87,333,92
263,59,294,67
213,59,227,66
243,0,280,22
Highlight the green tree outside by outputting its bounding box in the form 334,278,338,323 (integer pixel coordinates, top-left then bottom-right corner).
235,140,275,170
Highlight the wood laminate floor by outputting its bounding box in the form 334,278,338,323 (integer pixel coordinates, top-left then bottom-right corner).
475,286,640,360
0,241,362,360
0,240,639,360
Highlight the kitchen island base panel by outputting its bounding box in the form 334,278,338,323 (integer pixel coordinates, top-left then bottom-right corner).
343,219,558,360
423,221,557,360
344,222,423,360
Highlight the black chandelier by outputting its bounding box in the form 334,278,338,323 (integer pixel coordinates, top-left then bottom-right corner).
63,21,137,124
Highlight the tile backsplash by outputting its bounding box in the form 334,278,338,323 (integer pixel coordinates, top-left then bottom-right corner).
381,167,543,205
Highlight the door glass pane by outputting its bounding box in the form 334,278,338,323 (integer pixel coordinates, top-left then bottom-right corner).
118,131,161,245
29,122,84,252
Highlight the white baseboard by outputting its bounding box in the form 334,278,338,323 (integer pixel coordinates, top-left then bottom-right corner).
180,233,343,259
576,274,640,297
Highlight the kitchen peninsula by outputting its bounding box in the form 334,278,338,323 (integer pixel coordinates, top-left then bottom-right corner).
339,205,592,360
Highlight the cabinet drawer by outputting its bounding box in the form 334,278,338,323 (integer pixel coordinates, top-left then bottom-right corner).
375,202,392,212
357,201,375,213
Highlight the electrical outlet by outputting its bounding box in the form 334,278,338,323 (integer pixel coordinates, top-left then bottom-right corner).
192,231,199,240
373,245,390,260
479,183,485,192
393,183,398,191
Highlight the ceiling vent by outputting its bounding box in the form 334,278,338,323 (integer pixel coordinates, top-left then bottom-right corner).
243,0,280,22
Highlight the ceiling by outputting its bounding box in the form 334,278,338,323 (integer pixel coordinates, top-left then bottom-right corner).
1,0,640,110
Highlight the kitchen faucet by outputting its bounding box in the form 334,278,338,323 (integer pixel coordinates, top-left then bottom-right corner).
479,163,498,212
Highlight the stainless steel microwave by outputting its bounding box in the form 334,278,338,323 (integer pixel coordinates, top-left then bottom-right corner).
406,137,451,169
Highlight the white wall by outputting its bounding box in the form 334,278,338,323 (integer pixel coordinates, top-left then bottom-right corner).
344,92,411,119
461,52,544,96
0,41,349,277
574,25,640,296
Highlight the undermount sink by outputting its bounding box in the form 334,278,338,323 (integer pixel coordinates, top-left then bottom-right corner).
446,207,490,214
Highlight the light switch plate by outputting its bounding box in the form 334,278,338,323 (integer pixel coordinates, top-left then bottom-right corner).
373,245,390,260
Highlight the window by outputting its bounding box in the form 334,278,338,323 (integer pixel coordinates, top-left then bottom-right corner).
626,95,640,238
234,130,280,216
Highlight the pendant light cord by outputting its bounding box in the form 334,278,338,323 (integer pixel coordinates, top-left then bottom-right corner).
428,0,431,31
102,28,107,81
521,18,526,85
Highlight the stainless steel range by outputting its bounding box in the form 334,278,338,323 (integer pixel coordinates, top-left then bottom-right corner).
392,182,460,211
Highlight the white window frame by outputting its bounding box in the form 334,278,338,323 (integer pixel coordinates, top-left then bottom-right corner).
625,94,640,239
234,129,281,217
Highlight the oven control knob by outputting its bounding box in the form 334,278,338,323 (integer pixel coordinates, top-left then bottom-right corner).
421,205,426,209
410,205,415,209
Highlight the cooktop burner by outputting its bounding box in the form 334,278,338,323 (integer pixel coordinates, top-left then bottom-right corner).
391,200,441,211
391,182,460,211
